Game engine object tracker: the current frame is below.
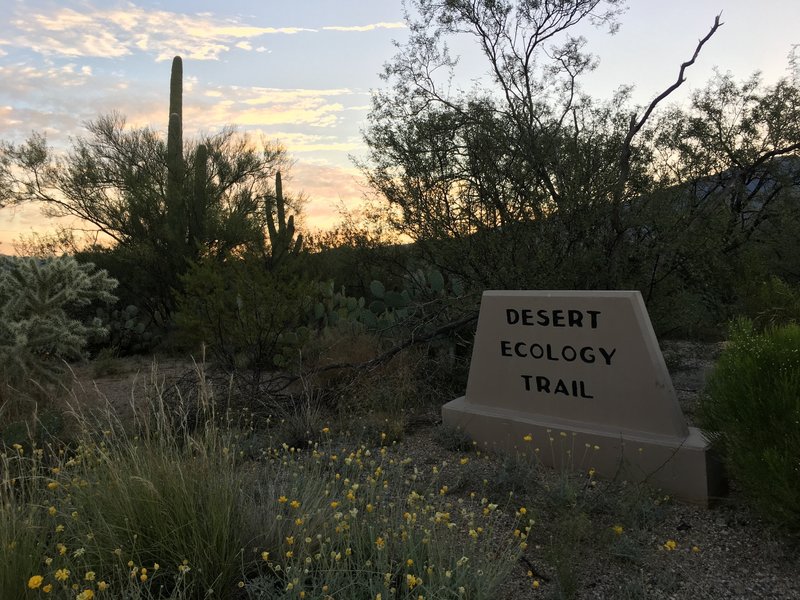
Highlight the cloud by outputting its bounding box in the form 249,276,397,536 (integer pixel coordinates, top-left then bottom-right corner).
0,61,164,144
322,22,406,33
183,86,358,131
5,3,407,62
289,161,369,230
6,4,318,62
243,130,362,153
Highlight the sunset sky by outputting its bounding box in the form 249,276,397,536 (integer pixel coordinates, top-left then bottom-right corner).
1,0,799,251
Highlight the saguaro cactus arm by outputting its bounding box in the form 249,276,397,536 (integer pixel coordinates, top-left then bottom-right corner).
265,171,303,265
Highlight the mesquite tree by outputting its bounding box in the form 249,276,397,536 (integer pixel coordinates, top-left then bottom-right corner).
363,1,800,332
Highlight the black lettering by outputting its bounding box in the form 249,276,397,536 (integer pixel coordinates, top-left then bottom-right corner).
554,379,569,395
567,309,583,327
599,347,616,366
536,376,550,393
506,309,520,325
546,344,559,361
562,345,577,361
579,346,595,363
536,309,550,326
521,374,533,391
579,381,594,398
552,309,565,327
530,343,544,359
500,340,512,356
587,310,600,329
514,342,528,357
521,309,534,325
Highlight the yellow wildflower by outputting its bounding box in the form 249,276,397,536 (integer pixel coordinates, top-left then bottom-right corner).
663,539,677,551
612,524,624,535
27,575,44,589
55,568,70,582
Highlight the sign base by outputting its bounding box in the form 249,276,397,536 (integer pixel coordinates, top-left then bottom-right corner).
443,396,726,505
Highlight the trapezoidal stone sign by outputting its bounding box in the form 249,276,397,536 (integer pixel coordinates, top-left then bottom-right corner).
442,290,724,504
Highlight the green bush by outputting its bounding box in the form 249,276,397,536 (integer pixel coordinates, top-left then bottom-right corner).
699,319,800,532
175,253,312,383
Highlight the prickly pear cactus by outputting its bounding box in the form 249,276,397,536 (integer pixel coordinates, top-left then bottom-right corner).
96,303,160,355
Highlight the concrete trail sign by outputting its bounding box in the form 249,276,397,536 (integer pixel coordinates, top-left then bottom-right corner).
442,290,724,504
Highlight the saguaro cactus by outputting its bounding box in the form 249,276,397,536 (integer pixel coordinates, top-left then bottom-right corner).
265,171,303,265
166,56,185,242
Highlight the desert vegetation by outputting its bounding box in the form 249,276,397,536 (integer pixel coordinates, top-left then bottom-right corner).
1,1,800,598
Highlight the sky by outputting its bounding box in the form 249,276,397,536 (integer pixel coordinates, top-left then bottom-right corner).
1,0,799,252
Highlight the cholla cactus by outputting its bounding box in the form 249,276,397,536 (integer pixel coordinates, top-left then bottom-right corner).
0,256,117,389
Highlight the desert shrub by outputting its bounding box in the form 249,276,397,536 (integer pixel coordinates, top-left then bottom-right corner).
736,275,800,329
175,254,313,386
698,318,800,532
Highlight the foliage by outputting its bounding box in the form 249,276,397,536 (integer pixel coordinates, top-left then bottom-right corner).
0,256,117,395
698,319,800,532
